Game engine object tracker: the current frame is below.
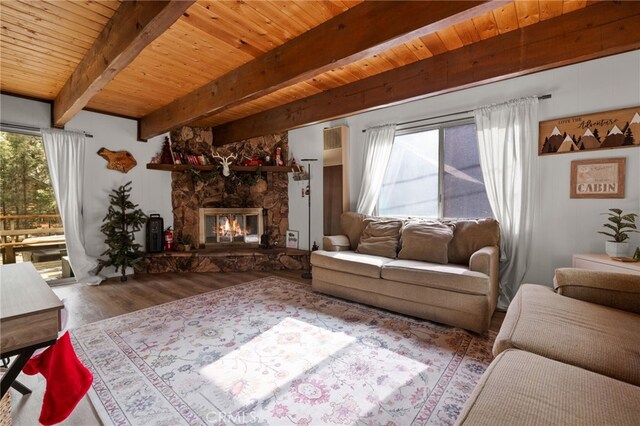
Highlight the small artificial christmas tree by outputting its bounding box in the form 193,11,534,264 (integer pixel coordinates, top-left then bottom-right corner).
97,181,147,281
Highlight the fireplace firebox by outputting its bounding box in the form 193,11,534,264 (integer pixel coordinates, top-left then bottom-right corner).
198,208,263,247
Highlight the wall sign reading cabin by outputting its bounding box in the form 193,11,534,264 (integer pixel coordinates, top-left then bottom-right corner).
539,106,640,155
570,158,625,199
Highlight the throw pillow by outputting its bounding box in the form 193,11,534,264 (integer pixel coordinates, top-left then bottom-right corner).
356,219,402,258
398,221,455,264
340,212,368,250
445,218,500,265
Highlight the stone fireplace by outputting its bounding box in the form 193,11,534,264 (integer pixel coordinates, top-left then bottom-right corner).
199,208,263,247
170,127,290,248
137,127,308,274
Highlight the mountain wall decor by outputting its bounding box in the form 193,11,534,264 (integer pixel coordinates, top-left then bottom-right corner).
539,106,640,155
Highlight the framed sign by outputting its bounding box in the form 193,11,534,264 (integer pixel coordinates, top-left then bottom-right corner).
286,230,299,249
570,158,625,199
539,106,640,155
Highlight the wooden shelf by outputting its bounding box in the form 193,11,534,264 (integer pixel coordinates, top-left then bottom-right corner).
146,163,301,173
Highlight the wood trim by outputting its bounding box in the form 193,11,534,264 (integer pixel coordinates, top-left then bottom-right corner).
52,1,196,127
138,0,499,140
210,2,640,145
0,215,60,220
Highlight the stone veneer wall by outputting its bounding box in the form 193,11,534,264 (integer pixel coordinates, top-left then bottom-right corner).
170,126,289,248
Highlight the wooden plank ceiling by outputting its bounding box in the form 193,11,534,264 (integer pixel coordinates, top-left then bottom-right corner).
1,0,637,144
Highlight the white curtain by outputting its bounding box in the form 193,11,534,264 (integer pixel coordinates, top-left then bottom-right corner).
356,124,396,215
42,129,102,285
474,97,538,307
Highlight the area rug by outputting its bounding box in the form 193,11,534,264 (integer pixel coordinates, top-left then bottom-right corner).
71,277,495,426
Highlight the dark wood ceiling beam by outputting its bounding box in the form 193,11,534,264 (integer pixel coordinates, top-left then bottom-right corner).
210,1,640,145
139,0,500,140
53,0,195,128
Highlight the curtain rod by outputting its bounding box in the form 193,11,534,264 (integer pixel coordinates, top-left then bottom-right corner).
0,122,94,138
362,94,552,132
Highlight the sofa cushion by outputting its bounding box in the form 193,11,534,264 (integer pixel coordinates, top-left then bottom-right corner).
356,219,402,258
494,284,640,386
311,250,393,278
398,221,454,264
456,349,640,426
322,235,351,252
381,259,490,295
313,268,494,333
444,218,499,265
340,212,368,250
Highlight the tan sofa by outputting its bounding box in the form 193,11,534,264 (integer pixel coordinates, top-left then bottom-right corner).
310,212,500,333
456,268,640,425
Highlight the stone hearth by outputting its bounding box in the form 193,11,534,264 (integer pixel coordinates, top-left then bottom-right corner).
137,248,309,274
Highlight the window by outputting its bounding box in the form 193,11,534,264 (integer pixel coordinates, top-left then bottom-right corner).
1,131,65,281
378,121,493,219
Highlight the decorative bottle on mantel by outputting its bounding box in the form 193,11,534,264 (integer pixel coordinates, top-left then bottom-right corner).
275,147,284,166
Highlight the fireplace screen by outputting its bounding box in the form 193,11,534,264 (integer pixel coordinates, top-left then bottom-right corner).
199,208,263,247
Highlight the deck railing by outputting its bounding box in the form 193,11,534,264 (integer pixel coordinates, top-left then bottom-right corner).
0,214,65,264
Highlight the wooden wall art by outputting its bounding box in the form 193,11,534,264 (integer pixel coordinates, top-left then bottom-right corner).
97,148,137,173
539,106,640,155
570,158,625,199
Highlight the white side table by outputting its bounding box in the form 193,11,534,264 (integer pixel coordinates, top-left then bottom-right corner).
572,253,640,276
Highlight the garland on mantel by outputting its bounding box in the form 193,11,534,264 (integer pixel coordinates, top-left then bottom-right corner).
187,165,263,189
187,165,221,185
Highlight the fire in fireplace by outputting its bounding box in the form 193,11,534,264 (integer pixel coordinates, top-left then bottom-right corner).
198,208,263,247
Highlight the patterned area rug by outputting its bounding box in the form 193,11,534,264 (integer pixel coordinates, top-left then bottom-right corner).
71,277,495,426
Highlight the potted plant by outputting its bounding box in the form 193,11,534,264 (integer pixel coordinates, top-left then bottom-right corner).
176,234,194,251
598,208,638,257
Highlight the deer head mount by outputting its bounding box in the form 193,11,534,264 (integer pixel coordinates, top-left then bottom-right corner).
211,151,237,177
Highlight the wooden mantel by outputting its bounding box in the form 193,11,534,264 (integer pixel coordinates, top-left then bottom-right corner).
146,163,301,173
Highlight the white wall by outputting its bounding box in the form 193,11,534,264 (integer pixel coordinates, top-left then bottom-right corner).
1,95,172,262
0,94,51,128
289,50,640,285
67,111,172,258
288,124,325,252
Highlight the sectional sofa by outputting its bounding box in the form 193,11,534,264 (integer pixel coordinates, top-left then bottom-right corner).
456,268,640,425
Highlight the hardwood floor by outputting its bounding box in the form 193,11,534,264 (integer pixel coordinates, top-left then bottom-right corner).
9,271,504,425
56,270,309,330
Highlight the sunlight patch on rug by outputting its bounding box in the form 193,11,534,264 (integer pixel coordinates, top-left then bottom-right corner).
200,318,356,407
71,277,495,425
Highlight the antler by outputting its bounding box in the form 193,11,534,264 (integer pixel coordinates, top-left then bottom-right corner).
211,151,237,163
211,151,237,176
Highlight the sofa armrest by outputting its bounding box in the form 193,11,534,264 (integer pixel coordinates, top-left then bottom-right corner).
469,246,498,276
469,246,500,310
322,235,351,252
553,268,640,314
